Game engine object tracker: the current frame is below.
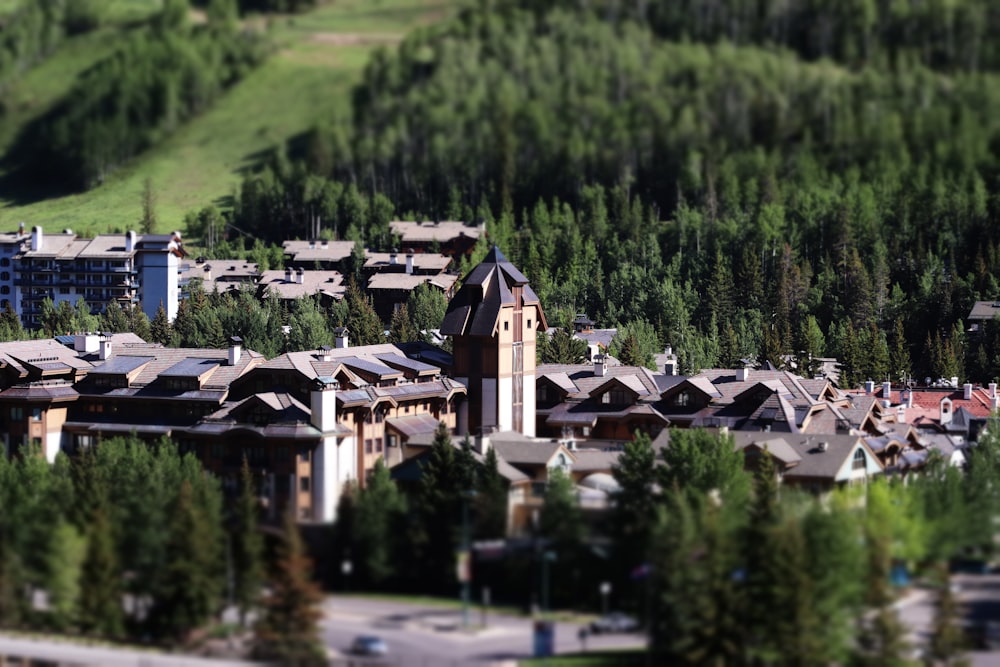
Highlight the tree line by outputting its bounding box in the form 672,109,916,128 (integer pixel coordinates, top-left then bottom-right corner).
209,0,1000,387
609,426,996,664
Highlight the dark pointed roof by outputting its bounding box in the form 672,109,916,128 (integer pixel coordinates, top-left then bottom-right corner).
440,246,546,336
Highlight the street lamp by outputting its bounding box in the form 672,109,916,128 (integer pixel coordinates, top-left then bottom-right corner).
599,581,611,616
459,490,477,628
541,550,557,614
341,557,352,593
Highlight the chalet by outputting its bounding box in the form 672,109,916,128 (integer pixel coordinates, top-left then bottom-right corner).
388,220,484,257
535,356,669,441
255,268,345,307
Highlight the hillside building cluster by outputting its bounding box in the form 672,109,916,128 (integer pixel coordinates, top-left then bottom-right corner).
0,245,986,537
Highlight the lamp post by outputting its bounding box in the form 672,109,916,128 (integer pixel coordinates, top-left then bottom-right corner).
341,557,352,593
460,490,477,628
599,581,611,616
541,550,557,614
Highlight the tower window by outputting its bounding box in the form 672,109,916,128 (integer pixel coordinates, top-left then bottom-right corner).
504,321,509,331
527,319,532,328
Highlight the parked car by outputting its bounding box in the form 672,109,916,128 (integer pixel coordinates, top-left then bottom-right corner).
589,612,639,634
350,635,389,656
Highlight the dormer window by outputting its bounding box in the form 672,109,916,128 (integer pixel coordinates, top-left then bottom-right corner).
538,384,549,403
673,391,690,407
601,388,629,405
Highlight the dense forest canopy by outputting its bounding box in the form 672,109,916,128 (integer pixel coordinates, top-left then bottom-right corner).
251,0,1000,386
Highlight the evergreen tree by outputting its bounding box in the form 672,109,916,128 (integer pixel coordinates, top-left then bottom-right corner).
232,458,264,627
78,508,123,638
99,299,130,332
152,480,221,642
388,304,419,344
287,296,332,352
352,459,406,588
253,511,326,667
407,282,448,338
475,447,508,539
150,302,172,345
658,428,749,502
539,327,589,364
343,278,384,346
610,431,658,582
45,520,87,631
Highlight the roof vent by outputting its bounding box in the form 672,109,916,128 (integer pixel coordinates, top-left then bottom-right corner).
818,441,829,452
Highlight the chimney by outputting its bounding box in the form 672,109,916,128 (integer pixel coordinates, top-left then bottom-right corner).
818,441,829,452
228,336,242,366
864,379,875,394
389,250,398,266
736,366,750,383
310,376,338,432
476,430,493,455
905,388,913,408
99,334,113,360
882,381,891,401
940,397,953,425
30,226,42,252
73,333,99,353
284,266,292,282
317,345,332,362
594,353,607,377
951,376,959,389
993,394,1000,413
296,268,305,285
405,252,414,275
990,382,997,399
897,404,906,422
334,327,349,349
964,383,973,400
664,346,678,376
18,222,24,237
125,230,136,253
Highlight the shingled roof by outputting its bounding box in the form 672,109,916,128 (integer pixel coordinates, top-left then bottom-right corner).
439,246,546,337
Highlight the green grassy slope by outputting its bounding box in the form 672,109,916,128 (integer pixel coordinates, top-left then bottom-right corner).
0,0,456,236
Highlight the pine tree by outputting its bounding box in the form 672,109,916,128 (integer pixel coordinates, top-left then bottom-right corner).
100,299,130,332
353,459,406,587
152,480,221,642
233,458,263,627
150,302,172,345
343,278,384,346
476,447,508,539
388,304,419,344
611,431,658,588
254,512,326,667
46,520,87,631
78,508,123,639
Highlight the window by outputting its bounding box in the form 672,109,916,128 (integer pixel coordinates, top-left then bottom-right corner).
300,477,310,492
299,450,310,463
75,434,93,449
365,439,373,454
852,448,866,470
210,444,225,459
504,321,509,331
375,409,384,423
0,258,9,267
31,407,41,421
9,407,22,421
376,437,383,452
527,319,532,329
0,272,9,281
673,391,690,407
276,447,289,460
58,287,68,294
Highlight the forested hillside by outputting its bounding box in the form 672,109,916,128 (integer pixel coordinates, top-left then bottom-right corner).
254,0,1000,386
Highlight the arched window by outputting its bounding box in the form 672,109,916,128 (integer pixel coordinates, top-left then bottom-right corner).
852,448,866,470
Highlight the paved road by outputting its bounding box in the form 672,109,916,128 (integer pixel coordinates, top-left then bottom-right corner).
322,595,646,666
896,573,1000,667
